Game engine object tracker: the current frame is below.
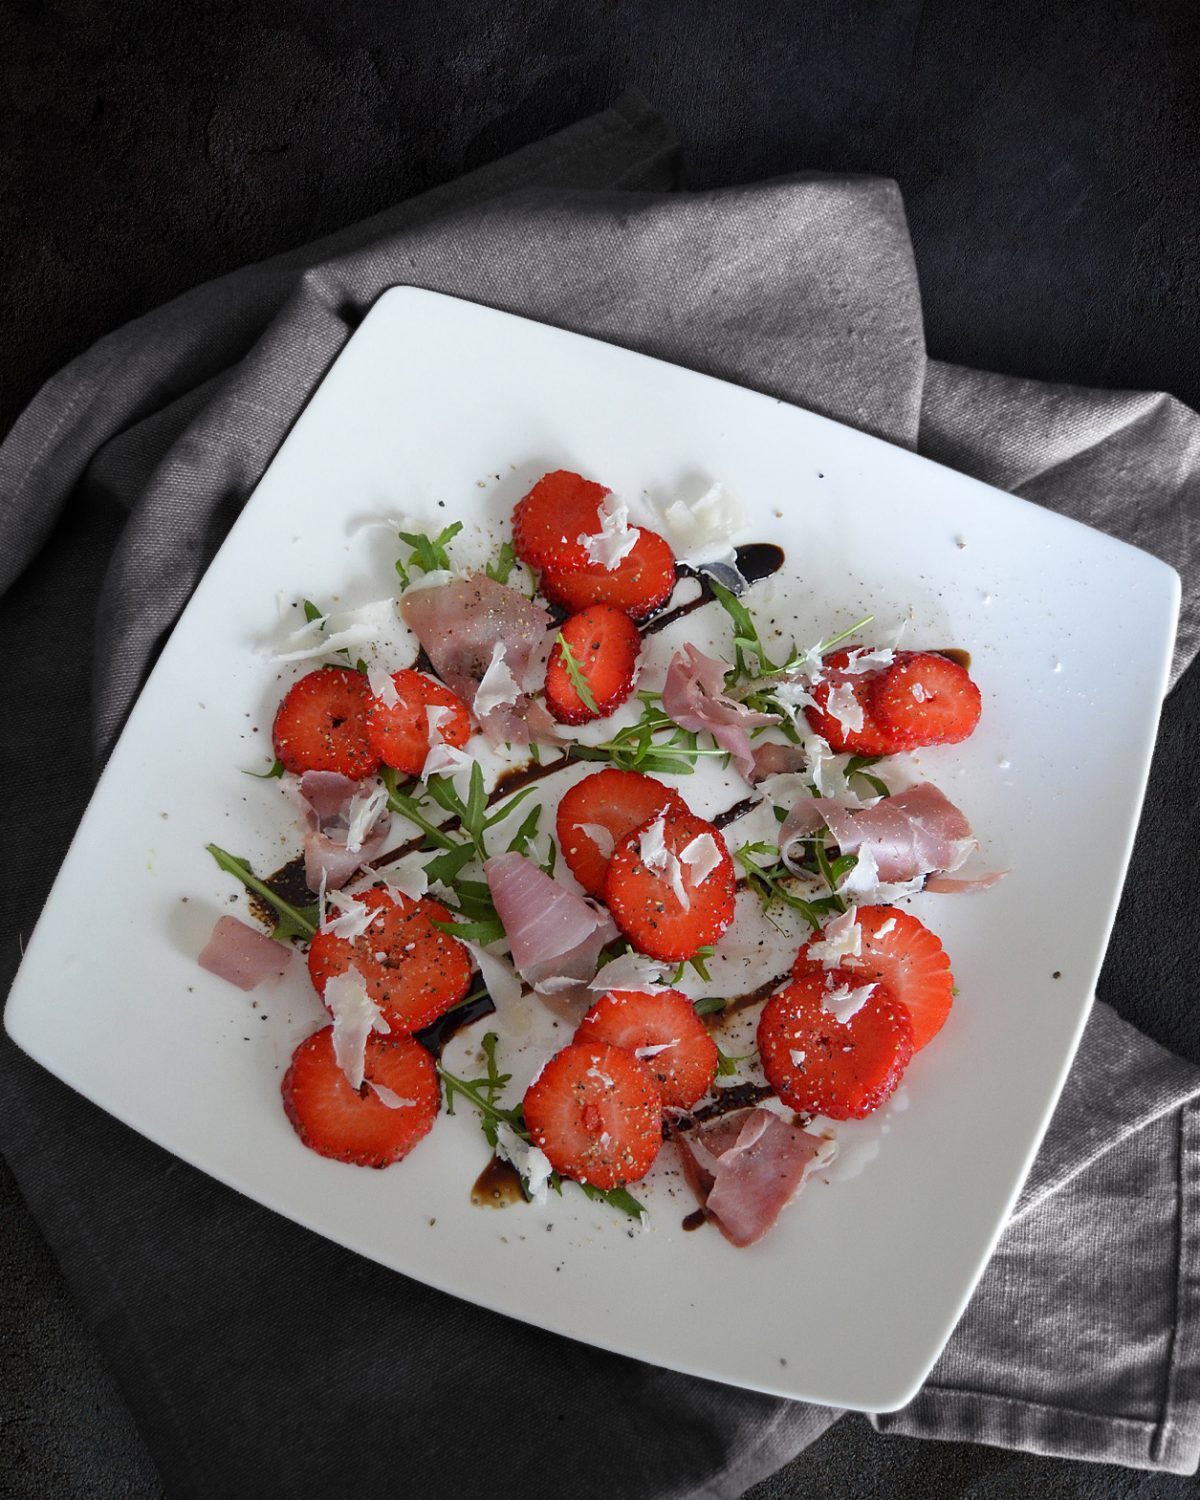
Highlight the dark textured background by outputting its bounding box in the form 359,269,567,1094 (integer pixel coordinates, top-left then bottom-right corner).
3,1,1199,1496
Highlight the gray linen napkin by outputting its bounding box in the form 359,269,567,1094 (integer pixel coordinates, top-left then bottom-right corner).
3,92,1200,1496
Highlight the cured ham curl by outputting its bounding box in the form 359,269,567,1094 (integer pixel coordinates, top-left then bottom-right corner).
781,782,976,884
199,916,292,991
292,771,391,891
400,574,554,745
661,644,778,780
483,852,617,991
674,1107,833,1247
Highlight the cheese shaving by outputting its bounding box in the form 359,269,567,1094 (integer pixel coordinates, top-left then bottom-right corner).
325,967,390,1089
578,493,640,570
473,643,523,717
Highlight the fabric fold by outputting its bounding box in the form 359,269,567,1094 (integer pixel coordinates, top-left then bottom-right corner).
2,91,1200,1500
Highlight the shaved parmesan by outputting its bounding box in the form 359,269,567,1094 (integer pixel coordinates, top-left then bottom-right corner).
790,1049,807,1067
322,891,378,940
366,665,402,708
680,831,721,887
587,951,672,993
473,643,523,718
806,907,862,967
378,854,429,904
494,1122,554,1206
659,482,745,565
369,1084,416,1109
638,814,688,910
821,979,877,1026
273,598,401,663
635,1041,676,1059
576,822,616,859
325,968,390,1089
824,682,865,736
344,782,390,855
578,494,640,570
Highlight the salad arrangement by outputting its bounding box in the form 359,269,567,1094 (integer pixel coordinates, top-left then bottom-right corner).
200,469,992,1247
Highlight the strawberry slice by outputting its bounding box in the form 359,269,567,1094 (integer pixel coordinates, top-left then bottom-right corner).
793,905,954,1051
758,970,914,1120
307,888,472,1035
545,604,641,725
604,809,736,962
282,1024,439,1167
365,668,470,776
540,528,677,620
272,666,379,780
512,470,609,572
556,769,687,896
802,649,895,756
522,1041,663,1189
574,989,718,1109
871,651,982,748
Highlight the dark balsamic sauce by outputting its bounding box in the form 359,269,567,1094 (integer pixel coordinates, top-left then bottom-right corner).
664,1083,776,1138
681,1209,708,1232
471,1153,525,1207
416,988,497,1058
249,855,311,929
939,647,972,670
712,796,758,830
642,543,785,637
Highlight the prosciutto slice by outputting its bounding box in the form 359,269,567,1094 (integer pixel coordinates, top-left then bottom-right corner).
198,916,291,991
292,772,392,891
661,644,778,780
483,852,617,990
780,782,975,884
674,1107,832,1247
400,574,554,745
750,741,807,781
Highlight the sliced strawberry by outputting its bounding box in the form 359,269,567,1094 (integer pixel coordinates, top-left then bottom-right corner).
365,668,470,776
758,971,914,1120
574,989,718,1109
545,604,640,725
272,666,379,779
793,905,954,1051
604,809,736,962
307,888,472,1035
282,1024,440,1167
556,769,687,896
802,649,895,756
512,470,609,572
540,528,677,620
522,1041,663,1189
871,651,982,748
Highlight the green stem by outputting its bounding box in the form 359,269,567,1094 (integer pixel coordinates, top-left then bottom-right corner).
205,844,317,938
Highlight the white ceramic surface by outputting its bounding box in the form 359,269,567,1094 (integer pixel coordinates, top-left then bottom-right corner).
5,287,1179,1411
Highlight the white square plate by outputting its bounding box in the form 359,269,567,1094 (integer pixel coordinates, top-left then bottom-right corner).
6,288,1179,1411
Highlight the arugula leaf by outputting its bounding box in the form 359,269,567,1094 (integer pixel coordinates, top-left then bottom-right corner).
433,915,506,945
692,995,727,1017
818,614,875,655
484,540,518,585
845,753,891,799
554,632,599,714
243,758,285,780
575,1181,647,1222
437,1032,523,1148
422,841,478,886
715,1043,755,1078
302,599,323,625
393,522,463,589
507,803,542,857
205,844,318,940
709,577,785,677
